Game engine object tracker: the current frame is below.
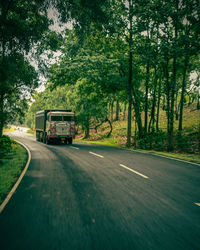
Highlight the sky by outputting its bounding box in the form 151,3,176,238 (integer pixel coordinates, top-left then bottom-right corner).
35,7,70,93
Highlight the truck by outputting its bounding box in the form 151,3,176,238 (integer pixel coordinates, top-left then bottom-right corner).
35,110,75,144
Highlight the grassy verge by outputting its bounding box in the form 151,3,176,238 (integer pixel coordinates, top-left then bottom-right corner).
3,127,15,133
75,137,200,165
130,149,200,164
0,143,27,205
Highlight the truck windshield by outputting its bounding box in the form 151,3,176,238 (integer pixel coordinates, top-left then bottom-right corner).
63,116,73,121
51,116,63,121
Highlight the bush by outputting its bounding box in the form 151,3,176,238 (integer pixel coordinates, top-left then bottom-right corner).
135,130,167,151
134,130,199,153
0,135,13,159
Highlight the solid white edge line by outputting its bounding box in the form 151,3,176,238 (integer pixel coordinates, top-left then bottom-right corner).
89,151,104,158
0,140,31,214
119,164,149,179
129,149,200,167
195,203,200,207
70,146,79,150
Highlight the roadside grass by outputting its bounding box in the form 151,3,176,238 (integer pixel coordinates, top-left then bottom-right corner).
75,137,200,164
75,104,200,165
130,149,200,164
3,127,15,133
0,143,27,205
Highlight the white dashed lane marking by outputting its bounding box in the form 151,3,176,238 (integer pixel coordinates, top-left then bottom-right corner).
119,164,149,179
70,146,79,150
89,152,104,158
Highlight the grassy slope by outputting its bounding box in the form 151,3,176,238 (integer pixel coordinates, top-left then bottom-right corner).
75,104,200,164
0,143,27,205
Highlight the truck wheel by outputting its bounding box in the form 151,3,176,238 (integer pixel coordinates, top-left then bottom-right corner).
68,138,72,144
36,131,39,141
39,132,42,142
42,133,45,143
45,134,49,145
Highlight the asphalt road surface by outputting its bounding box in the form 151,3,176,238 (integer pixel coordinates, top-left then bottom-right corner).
0,131,200,250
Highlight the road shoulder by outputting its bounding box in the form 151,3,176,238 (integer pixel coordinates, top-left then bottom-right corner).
0,140,31,213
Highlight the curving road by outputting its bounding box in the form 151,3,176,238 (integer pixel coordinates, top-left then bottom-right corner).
0,130,200,250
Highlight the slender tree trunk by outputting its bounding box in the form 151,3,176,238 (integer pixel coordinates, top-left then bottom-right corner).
179,55,189,131
85,127,89,138
134,117,137,147
132,89,143,138
127,50,132,147
156,73,162,132
168,56,176,151
0,33,6,136
110,100,114,122
165,58,170,133
144,60,150,134
168,1,178,151
115,99,119,121
123,103,126,120
0,93,4,136
148,66,157,132
127,0,133,147
175,92,179,120
134,104,143,138
197,94,200,110
106,118,113,137
84,116,90,138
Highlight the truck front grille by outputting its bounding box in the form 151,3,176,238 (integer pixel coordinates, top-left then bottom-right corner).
56,123,70,135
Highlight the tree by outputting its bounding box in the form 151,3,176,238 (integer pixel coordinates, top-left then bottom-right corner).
0,0,50,135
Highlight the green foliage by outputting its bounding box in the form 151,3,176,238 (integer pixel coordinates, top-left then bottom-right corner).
53,0,111,33
10,0,199,153
0,143,27,205
136,130,167,151
0,0,51,135
0,135,14,159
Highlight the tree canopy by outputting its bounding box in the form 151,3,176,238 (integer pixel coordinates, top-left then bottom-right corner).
1,0,200,151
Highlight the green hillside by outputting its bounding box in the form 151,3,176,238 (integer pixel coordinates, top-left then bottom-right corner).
76,103,200,154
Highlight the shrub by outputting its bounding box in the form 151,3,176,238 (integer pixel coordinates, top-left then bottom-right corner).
135,130,167,151
0,135,13,159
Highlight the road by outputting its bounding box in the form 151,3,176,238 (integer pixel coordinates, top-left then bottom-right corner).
0,130,200,250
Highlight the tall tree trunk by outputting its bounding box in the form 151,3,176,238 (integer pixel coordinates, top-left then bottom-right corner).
144,60,150,134
168,55,176,151
168,0,178,151
110,100,114,122
179,55,189,131
165,57,170,133
133,101,143,138
106,118,113,138
123,103,126,120
127,51,132,146
0,93,4,136
156,73,162,132
197,94,200,110
132,85,143,138
84,121,90,138
127,0,133,147
0,33,6,136
148,66,157,132
115,99,119,121
175,92,179,120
